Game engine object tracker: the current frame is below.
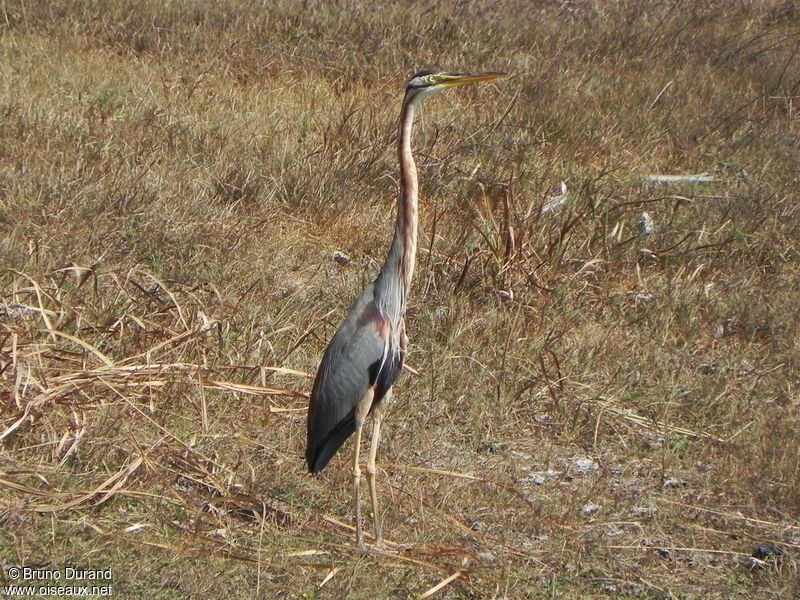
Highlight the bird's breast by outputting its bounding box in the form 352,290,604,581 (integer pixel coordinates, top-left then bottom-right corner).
357,300,391,340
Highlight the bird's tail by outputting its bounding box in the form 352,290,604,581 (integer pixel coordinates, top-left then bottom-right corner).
306,408,356,474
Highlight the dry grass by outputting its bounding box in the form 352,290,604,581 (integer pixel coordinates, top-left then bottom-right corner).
1,0,799,597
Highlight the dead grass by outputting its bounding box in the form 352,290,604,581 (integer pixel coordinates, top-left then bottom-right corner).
1,0,799,597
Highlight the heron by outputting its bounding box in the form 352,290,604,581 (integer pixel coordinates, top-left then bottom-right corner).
306,70,505,547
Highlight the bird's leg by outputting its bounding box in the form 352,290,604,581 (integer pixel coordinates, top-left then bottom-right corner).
366,398,387,546
352,387,375,549
352,423,364,548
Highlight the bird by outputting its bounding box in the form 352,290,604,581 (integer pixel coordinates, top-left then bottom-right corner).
306,70,505,547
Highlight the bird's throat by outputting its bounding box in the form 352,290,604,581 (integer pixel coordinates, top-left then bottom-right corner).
397,97,419,291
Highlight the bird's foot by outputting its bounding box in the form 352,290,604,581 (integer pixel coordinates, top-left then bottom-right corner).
354,532,382,551
358,540,391,557
355,519,365,550
372,531,386,551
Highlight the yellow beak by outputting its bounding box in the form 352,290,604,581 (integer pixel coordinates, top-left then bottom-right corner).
439,72,507,88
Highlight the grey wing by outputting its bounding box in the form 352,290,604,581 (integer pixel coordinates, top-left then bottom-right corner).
305,291,399,474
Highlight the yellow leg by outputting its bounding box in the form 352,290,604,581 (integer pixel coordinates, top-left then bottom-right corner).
352,424,364,547
367,396,387,545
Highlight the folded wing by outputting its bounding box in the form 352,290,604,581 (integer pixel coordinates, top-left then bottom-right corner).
306,291,402,474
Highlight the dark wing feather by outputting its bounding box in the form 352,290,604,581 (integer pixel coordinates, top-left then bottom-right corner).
306,288,400,474
374,332,404,401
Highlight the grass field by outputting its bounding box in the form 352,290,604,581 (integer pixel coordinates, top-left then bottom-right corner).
1,1,799,597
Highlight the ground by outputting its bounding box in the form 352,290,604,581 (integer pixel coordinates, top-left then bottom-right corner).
1,1,799,598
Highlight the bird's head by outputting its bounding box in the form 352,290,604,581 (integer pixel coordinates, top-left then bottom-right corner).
405,70,505,104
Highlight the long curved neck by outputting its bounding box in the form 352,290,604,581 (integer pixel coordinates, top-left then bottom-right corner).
377,91,419,313
394,93,419,290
